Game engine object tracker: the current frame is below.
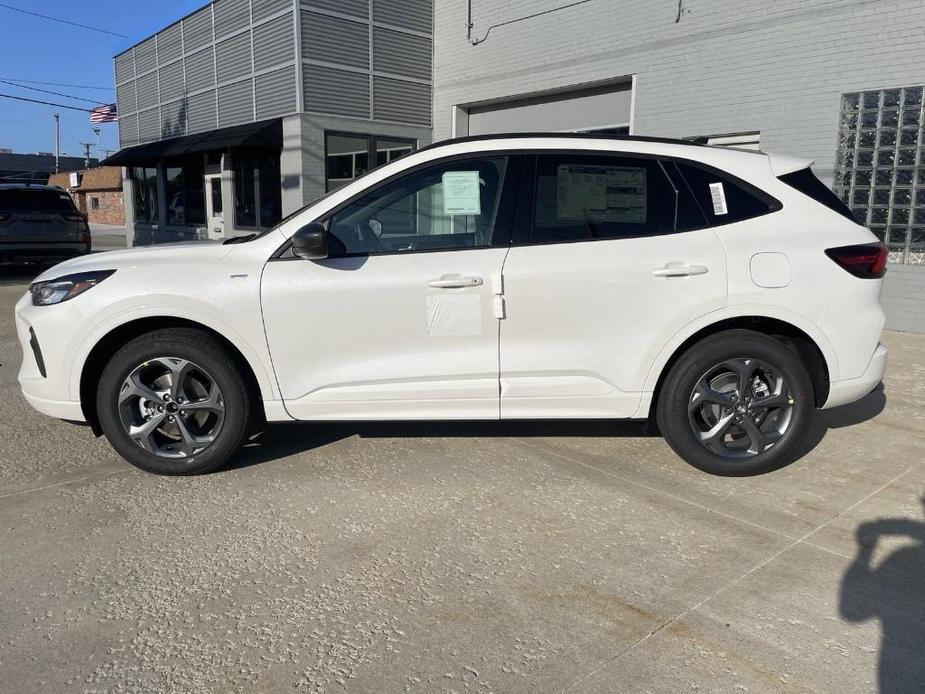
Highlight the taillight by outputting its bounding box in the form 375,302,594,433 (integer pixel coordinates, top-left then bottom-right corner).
63,212,87,222
0,213,10,224
825,242,888,279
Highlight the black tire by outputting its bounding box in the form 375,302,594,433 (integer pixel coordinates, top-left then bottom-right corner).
656,330,815,476
96,328,251,475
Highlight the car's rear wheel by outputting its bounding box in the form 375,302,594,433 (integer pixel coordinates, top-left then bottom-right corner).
97,328,251,475
656,330,814,476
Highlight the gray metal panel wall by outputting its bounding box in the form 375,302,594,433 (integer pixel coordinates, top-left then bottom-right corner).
187,90,218,133
302,11,368,70
253,13,295,72
214,0,251,39
373,77,430,124
218,79,255,126
134,38,157,75
373,27,431,80
138,108,161,142
160,99,188,138
373,0,432,34
256,66,297,119
182,7,214,50
157,24,183,64
114,52,134,84
304,65,369,119
215,31,253,84
116,81,137,115
185,47,216,92
307,0,367,20
253,0,291,21
119,113,139,147
158,61,185,103
135,72,158,110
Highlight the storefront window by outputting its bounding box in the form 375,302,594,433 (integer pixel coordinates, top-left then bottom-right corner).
164,157,206,226
131,166,159,224
233,149,282,228
325,132,416,192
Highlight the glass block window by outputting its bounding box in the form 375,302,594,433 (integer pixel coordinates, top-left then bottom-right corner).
835,86,925,264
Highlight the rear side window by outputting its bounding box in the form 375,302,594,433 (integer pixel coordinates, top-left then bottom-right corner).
530,154,682,242
0,189,76,213
671,161,779,229
778,167,854,221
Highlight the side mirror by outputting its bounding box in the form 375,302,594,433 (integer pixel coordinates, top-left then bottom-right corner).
291,222,328,260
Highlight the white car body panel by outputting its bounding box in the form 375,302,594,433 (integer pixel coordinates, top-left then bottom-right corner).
15,136,886,431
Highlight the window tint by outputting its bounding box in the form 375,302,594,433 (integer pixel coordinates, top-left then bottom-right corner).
672,161,777,228
0,188,76,213
531,154,680,242
779,167,854,221
326,156,511,256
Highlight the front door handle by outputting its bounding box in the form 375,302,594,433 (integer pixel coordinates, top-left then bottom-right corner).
652,263,709,278
428,275,483,289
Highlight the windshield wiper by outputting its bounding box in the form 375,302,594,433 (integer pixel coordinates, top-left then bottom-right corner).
223,233,258,244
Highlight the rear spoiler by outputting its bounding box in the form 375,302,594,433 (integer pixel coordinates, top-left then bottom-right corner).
766,152,814,177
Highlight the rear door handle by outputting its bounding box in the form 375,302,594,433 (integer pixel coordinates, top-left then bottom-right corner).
652,263,709,278
428,275,483,289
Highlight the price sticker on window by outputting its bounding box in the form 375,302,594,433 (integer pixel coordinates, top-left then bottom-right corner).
442,171,481,215
709,182,728,215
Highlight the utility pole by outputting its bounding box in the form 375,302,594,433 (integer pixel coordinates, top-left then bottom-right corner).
54,113,60,173
92,127,101,165
79,142,93,169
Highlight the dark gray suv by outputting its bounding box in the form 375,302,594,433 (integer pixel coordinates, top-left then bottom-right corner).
0,184,91,263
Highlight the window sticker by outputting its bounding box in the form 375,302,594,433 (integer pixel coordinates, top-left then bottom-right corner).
442,171,482,216
709,181,728,215
556,165,647,223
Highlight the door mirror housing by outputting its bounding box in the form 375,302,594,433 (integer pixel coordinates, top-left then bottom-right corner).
291,222,328,260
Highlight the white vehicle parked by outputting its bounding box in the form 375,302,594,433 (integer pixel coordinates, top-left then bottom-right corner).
15,135,887,476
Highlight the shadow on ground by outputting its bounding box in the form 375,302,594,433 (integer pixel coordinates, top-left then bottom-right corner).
229,385,887,472
840,497,925,693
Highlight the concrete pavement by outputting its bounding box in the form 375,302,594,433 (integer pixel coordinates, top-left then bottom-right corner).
0,273,923,693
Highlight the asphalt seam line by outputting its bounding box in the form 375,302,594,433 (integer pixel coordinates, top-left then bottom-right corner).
0,467,130,499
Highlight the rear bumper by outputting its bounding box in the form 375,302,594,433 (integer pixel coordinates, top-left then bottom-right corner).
822,342,887,409
0,243,90,263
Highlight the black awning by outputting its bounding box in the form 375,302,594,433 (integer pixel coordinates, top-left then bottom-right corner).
102,118,283,166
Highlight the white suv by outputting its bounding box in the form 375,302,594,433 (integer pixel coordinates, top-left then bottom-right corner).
15,135,887,476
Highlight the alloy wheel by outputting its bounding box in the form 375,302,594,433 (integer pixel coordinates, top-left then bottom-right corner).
117,357,225,459
688,358,795,460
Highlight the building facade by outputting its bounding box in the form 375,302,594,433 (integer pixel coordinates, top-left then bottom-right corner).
47,167,125,225
0,152,96,184
431,0,925,331
109,0,432,245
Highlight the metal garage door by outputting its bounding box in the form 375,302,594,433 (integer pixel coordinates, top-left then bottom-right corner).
465,82,633,136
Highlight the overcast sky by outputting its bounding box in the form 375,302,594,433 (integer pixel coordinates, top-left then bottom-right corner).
0,0,207,158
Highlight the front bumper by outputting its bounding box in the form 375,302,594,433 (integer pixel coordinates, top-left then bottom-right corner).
15,291,87,422
822,342,887,409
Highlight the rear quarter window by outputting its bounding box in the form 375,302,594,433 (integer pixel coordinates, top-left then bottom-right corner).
0,189,76,213
778,167,855,221
671,161,780,229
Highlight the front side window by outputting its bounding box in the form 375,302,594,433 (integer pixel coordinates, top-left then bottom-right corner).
530,154,682,242
326,156,512,256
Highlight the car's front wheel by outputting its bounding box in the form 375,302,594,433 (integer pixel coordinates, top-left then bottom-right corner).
656,330,815,476
97,328,251,475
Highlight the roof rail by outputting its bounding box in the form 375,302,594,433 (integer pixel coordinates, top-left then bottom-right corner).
417,132,708,154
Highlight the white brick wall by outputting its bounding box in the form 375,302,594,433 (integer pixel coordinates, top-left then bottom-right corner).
434,0,925,182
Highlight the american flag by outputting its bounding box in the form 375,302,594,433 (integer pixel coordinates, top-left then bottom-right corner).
90,103,118,123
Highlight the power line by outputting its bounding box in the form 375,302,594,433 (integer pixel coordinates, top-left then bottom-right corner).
0,76,113,91
0,2,128,38
0,92,93,113
0,79,104,105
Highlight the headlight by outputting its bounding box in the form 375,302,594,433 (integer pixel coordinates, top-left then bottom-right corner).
30,270,115,306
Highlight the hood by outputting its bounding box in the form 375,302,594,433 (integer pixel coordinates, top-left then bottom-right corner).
32,240,230,283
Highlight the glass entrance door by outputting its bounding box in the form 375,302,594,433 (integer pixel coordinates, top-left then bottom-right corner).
204,174,224,239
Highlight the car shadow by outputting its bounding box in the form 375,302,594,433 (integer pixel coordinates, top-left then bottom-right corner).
226,385,886,472
840,497,925,692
